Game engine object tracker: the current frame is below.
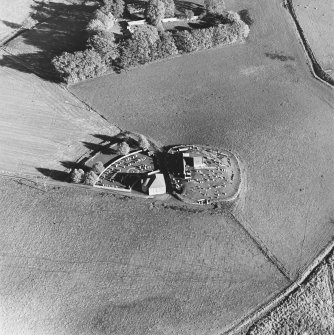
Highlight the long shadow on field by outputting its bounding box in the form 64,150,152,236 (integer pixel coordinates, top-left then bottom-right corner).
238,9,254,26
0,1,96,82
265,52,295,62
1,20,22,29
36,168,69,181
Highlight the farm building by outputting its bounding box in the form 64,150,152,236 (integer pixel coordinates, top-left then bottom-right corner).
141,173,166,195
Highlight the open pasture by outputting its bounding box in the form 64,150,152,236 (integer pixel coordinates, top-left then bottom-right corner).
71,0,334,280
0,0,35,42
293,0,334,79
0,176,288,335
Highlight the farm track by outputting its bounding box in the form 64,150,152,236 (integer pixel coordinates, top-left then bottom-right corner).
285,0,334,86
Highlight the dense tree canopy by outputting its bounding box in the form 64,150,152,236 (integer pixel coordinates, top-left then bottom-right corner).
145,0,165,26
204,0,226,15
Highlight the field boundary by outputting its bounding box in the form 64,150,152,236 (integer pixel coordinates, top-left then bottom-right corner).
226,212,292,282
219,237,334,335
284,0,334,88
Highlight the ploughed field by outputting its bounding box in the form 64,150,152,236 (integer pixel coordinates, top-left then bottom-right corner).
71,0,334,281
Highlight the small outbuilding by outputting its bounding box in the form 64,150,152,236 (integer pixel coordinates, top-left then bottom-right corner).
141,173,166,195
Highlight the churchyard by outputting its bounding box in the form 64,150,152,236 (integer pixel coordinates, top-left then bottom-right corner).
166,145,241,205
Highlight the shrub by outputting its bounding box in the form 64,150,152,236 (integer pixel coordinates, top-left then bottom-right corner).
70,169,84,183
145,0,165,26
153,31,178,59
161,0,175,18
52,50,107,84
83,171,99,185
92,161,105,175
117,141,130,155
204,0,225,15
184,9,194,20
101,0,125,18
87,9,116,33
88,31,119,66
118,25,159,68
173,30,197,53
138,134,150,150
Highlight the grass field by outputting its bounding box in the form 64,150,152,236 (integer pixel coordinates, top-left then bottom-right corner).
1,0,334,334
71,0,334,281
0,176,288,335
240,251,334,334
0,0,117,176
0,50,119,176
0,0,35,42
293,0,334,79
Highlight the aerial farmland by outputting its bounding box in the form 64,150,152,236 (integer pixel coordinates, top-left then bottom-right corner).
0,0,334,334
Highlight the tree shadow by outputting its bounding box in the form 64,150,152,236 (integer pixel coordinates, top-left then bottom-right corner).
238,9,254,26
36,167,69,181
0,1,96,82
60,160,87,170
265,52,295,61
1,20,22,29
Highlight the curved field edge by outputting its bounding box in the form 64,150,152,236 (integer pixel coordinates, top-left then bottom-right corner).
284,0,334,86
223,238,334,335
